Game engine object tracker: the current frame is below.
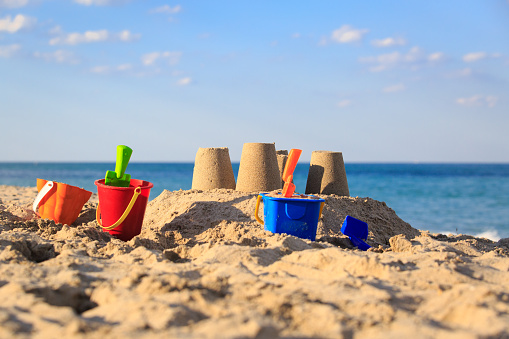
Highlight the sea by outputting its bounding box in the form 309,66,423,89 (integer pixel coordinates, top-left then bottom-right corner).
0,162,508,240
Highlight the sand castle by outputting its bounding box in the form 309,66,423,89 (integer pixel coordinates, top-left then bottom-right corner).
191,144,350,196
276,150,288,187
191,147,236,190
305,150,350,196
235,143,282,192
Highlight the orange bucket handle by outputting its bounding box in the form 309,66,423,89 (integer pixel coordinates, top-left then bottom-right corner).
96,186,142,231
254,194,264,225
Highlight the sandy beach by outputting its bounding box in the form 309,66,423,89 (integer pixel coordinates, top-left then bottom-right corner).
0,184,508,338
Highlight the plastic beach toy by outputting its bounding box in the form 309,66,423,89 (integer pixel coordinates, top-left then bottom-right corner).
255,193,325,241
105,145,132,187
95,179,153,241
282,149,302,197
341,215,371,251
33,178,92,225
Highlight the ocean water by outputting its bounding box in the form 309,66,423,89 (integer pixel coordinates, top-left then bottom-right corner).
0,162,508,240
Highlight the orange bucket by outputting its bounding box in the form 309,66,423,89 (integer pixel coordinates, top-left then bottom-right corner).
33,178,92,225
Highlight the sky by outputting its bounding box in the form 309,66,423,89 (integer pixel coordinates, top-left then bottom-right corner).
1,0,508,162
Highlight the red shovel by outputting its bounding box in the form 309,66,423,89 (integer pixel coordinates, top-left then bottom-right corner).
282,149,302,197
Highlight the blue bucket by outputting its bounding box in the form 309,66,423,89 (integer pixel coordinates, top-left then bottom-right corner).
255,193,325,241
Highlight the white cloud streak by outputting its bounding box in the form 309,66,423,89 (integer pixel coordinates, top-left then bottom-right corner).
177,77,192,86
150,4,181,14
383,83,406,93
463,52,487,62
337,99,352,108
462,52,503,63
371,37,406,47
90,63,132,74
0,43,20,57
359,47,444,72
456,95,498,108
0,14,36,33
141,51,181,66
331,25,368,43
428,52,445,62
73,0,128,6
33,49,79,64
49,29,140,45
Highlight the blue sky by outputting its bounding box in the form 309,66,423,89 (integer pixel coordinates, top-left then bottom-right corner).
1,0,508,162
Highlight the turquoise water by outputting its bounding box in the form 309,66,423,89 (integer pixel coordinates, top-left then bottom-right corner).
1,162,508,240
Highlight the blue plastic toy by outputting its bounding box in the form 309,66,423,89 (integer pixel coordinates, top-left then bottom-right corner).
341,215,371,251
255,193,325,241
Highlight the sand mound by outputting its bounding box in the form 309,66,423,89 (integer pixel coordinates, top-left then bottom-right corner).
140,189,420,252
0,187,508,338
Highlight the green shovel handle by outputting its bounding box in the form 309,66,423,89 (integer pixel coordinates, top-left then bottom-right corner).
115,145,133,178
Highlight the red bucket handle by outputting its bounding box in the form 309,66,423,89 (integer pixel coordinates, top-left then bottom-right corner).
96,186,142,231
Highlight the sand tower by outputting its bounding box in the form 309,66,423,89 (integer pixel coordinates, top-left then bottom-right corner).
192,147,236,190
305,151,349,196
276,150,288,187
236,143,282,192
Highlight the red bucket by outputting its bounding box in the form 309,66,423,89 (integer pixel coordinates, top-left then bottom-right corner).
95,179,153,241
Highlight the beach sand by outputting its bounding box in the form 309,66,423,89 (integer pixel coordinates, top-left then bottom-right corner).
1,184,508,338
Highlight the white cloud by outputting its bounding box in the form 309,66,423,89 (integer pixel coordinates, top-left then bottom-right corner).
74,0,128,6
33,50,79,64
118,30,139,42
0,43,20,57
0,0,28,8
371,37,406,47
90,65,110,74
117,63,132,71
49,29,140,45
428,52,445,62
141,51,181,66
456,95,498,108
0,14,36,33
463,52,487,62
462,52,503,63
177,77,192,86
90,63,133,74
292,33,301,39
331,25,368,43
359,50,403,72
150,4,181,14
383,83,406,93
359,46,444,72
337,99,352,108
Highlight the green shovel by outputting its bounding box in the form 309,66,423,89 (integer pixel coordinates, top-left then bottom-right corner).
105,145,133,187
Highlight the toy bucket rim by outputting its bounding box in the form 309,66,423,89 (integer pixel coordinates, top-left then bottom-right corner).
94,179,154,190
259,192,325,203
37,178,91,193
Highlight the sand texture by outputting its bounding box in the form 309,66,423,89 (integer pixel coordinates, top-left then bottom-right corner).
1,184,509,338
